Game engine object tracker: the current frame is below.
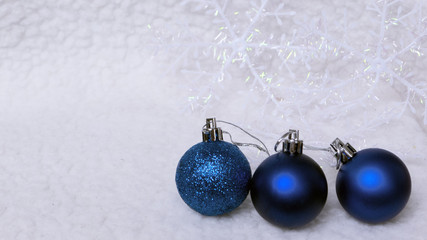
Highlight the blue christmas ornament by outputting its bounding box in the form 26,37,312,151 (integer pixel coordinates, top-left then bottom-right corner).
331,139,411,224
251,130,328,228
176,118,251,216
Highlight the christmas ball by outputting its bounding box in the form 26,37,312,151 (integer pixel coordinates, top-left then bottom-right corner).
336,148,411,223
251,152,328,228
176,140,251,216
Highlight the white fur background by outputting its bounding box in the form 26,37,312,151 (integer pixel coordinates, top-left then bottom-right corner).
0,0,426,239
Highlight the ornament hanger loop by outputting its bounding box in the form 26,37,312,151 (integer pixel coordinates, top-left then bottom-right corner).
222,131,270,155
300,138,357,169
274,132,290,152
202,118,270,156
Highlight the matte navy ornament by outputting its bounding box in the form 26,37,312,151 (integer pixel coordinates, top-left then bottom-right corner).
251,130,328,228
175,118,252,216
331,138,412,224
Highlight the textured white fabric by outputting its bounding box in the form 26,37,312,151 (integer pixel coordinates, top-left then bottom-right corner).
0,0,426,239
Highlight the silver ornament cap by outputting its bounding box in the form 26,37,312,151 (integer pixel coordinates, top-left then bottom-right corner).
202,118,223,142
274,129,303,154
330,138,357,169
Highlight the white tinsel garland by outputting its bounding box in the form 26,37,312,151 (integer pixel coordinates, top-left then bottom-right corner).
149,0,427,136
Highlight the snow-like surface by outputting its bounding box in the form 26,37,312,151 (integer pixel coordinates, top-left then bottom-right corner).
0,0,426,239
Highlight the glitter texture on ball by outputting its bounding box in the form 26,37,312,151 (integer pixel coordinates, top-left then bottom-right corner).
176,141,251,216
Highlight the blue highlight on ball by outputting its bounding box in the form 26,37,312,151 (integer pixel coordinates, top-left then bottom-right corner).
358,168,383,190
273,173,296,194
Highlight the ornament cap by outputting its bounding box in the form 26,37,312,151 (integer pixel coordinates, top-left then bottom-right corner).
330,138,357,169
202,118,223,142
274,129,303,154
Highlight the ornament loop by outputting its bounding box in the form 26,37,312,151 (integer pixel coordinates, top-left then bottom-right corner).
330,138,357,169
217,120,270,156
274,129,303,154
222,131,269,155
201,118,270,156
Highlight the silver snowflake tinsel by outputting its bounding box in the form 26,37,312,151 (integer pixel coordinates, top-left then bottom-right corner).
149,0,427,134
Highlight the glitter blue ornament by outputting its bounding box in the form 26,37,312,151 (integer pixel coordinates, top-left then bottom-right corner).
176,118,251,216
251,130,328,228
331,139,411,224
